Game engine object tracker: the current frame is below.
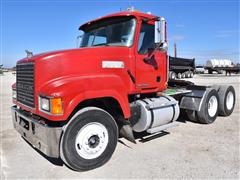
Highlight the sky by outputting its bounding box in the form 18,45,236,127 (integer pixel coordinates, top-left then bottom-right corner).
1,0,239,67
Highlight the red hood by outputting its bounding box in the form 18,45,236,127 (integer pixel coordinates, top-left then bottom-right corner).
17,48,107,64
17,46,134,93
14,46,135,121
17,47,133,64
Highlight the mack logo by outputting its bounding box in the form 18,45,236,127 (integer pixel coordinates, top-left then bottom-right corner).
17,84,33,91
102,61,125,68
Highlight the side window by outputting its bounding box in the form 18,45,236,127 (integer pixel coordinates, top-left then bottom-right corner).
138,22,154,54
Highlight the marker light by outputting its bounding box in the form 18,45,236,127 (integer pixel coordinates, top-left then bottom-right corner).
50,97,63,115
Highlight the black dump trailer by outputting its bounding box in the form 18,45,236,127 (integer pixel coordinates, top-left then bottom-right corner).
169,56,195,80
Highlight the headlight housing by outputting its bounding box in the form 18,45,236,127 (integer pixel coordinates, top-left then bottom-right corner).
12,89,17,99
39,97,50,112
39,96,63,115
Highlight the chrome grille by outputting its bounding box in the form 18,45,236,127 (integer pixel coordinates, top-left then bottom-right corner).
16,63,35,108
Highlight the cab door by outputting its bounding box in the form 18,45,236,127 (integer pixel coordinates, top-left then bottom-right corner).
135,21,167,92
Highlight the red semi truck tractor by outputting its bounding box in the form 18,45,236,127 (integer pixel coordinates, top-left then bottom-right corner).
11,10,236,171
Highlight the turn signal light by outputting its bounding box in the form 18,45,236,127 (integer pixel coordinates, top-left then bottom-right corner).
51,98,63,115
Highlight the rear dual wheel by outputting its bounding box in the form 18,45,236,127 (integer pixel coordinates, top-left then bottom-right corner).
169,71,177,80
185,71,190,78
198,89,219,124
212,85,235,116
190,71,194,78
181,73,186,78
186,85,235,124
60,107,118,171
186,71,193,78
186,88,219,124
177,73,182,79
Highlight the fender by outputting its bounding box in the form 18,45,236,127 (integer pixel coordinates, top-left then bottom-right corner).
37,74,130,121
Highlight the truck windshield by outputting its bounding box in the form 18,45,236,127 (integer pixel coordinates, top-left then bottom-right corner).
80,17,136,47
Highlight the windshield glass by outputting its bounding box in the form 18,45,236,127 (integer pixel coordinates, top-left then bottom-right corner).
80,17,136,47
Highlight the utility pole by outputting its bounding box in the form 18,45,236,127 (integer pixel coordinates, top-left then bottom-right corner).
174,42,177,58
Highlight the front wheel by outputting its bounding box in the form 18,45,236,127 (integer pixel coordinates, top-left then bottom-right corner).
60,107,118,171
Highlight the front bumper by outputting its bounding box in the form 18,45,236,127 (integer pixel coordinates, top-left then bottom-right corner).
11,105,62,158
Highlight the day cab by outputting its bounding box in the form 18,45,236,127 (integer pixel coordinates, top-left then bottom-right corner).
11,10,236,171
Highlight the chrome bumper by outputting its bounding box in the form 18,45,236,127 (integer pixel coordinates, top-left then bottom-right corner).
11,106,62,158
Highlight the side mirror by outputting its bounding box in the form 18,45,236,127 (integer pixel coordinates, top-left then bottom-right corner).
160,17,166,44
155,17,168,51
154,21,161,44
76,35,83,48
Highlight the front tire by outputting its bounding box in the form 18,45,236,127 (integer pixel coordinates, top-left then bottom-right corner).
60,107,118,171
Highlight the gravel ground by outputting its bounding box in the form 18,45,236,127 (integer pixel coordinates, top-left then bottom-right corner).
1,72,239,179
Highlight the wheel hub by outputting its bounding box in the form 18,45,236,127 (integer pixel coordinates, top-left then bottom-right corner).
75,122,109,159
88,135,100,148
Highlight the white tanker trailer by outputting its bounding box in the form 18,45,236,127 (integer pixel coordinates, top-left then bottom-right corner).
205,59,240,75
206,59,232,68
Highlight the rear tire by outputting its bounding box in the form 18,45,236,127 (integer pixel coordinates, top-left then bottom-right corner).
186,110,197,122
218,85,235,116
177,73,182,79
190,71,194,78
170,71,176,80
197,88,219,124
60,107,118,171
185,71,190,78
181,72,186,78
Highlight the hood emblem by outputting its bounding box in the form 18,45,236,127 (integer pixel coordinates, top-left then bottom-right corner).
102,61,124,68
25,50,33,58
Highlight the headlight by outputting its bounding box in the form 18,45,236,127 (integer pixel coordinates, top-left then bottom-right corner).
39,96,63,115
39,97,50,112
12,89,16,99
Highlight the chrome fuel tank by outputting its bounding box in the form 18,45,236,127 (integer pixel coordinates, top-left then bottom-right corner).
132,96,180,132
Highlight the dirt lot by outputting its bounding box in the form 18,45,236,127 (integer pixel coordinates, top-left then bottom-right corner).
1,72,239,179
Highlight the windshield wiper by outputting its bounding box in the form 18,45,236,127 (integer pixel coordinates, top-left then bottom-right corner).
92,43,110,47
